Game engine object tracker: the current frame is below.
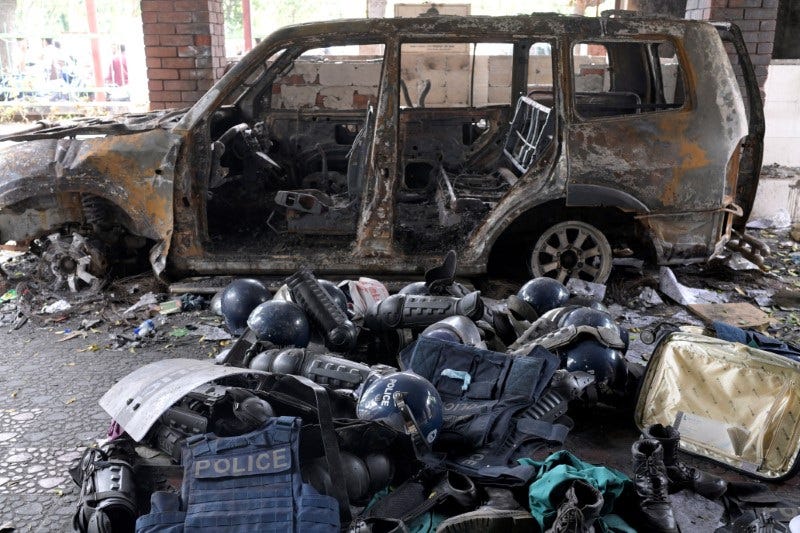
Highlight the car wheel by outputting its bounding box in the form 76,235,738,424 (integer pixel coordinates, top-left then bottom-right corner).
529,220,613,284
36,232,108,293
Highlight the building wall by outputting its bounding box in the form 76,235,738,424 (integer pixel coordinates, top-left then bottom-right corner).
762,62,800,167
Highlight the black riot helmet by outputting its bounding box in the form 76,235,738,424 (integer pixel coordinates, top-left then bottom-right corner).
517,278,570,317
246,300,311,348
318,279,348,313
559,307,629,350
562,338,628,403
220,278,271,335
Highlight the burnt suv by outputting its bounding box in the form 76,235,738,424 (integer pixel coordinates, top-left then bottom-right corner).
0,12,764,288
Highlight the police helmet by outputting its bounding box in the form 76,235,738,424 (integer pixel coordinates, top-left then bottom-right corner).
559,307,629,349
517,278,570,316
319,279,348,313
356,371,443,445
562,338,628,402
420,316,485,349
246,300,311,347
220,278,271,335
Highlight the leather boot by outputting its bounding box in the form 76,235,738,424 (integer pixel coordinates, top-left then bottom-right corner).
546,478,604,533
436,487,534,533
632,439,679,533
643,424,727,500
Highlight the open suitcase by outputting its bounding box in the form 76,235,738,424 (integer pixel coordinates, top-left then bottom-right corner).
634,331,800,481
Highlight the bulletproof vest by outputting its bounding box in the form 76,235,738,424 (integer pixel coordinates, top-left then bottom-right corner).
400,337,571,485
136,416,340,532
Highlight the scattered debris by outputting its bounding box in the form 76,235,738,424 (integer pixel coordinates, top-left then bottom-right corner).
746,209,792,230
566,278,606,301
133,319,156,339
123,292,158,316
725,253,760,271
688,302,773,330
659,267,728,306
637,287,664,308
0,289,17,302
40,300,72,314
187,325,232,341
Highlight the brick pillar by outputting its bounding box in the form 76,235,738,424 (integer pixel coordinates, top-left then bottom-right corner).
685,0,778,90
141,0,226,110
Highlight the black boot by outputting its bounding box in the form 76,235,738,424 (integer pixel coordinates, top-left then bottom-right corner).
546,479,604,533
643,424,727,500
435,487,534,533
632,439,679,533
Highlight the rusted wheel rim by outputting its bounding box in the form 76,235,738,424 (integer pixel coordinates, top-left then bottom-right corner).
530,220,613,284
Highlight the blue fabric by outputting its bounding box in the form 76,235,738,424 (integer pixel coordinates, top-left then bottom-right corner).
519,450,636,533
713,321,800,362
136,416,339,533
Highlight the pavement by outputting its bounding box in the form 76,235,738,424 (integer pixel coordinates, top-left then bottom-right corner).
0,228,799,531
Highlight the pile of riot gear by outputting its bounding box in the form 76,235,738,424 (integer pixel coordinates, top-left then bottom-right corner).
72,252,663,533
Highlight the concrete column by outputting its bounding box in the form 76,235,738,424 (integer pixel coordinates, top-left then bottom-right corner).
141,0,226,110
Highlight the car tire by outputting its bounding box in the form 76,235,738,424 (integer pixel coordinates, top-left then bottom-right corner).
529,220,613,284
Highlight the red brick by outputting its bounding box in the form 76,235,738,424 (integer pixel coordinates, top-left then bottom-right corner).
744,6,778,17
159,34,194,46
145,57,162,69
141,0,173,11
149,68,181,80
741,31,759,42
758,30,775,41
178,45,211,58
710,0,728,7
145,46,177,58
143,34,160,46
152,90,182,101
162,57,197,69
143,23,176,35
756,42,773,54
141,11,158,23
165,80,197,91
195,78,214,91
194,34,212,46
735,19,761,30
179,69,212,80
762,0,778,6
709,7,744,18
181,91,206,102
158,11,193,23
759,19,776,31
174,0,202,10
148,80,163,91
193,11,210,23
195,57,212,69
750,53,772,65
175,23,209,35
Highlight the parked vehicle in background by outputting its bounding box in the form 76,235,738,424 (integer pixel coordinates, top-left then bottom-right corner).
0,11,765,289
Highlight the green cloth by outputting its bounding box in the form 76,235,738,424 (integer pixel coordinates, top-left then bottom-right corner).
519,450,636,533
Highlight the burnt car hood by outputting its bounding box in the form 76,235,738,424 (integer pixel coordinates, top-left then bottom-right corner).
0,110,186,277
0,108,187,142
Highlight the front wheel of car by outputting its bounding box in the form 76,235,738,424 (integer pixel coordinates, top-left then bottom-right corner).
529,220,613,284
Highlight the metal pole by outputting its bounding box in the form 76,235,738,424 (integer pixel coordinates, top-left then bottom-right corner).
243,0,252,52
86,0,105,101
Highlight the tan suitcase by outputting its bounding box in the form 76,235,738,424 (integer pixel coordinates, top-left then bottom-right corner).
634,332,800,481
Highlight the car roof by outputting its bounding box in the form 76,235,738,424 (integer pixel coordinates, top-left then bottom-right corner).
265,12,704,45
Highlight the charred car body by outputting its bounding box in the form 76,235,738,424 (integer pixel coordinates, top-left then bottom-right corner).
0,12,764,286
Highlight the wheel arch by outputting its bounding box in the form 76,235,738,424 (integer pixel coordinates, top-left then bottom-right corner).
486,201,656,278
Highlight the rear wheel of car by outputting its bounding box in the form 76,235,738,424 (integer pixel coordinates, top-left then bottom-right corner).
529,220,613,284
